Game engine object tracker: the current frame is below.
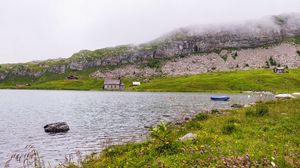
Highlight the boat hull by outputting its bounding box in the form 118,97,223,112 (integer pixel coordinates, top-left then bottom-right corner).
210,96,230,101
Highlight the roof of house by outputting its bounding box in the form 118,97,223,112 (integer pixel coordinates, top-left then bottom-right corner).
104,79,122,85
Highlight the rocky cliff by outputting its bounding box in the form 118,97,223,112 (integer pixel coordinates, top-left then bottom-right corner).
0,13,300,80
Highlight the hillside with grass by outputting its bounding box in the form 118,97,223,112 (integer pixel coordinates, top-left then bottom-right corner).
67,98,300,167
0,13,300,85
1,68,299,93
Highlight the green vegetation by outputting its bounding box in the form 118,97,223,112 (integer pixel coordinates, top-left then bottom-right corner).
68,99,300,167
295,36,300,45
1,68,300,93
129,68,300,93
0,67,103,90
297,50,300,57
70,45,134,62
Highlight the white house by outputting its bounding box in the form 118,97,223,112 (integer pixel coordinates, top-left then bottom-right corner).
132,82,141,86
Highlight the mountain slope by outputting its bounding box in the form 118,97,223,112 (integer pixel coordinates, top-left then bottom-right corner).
0,13,300,82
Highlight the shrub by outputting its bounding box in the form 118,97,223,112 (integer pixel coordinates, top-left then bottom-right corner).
269,57,277,66
232,51,238,60
185,121,203,130
297,50,300,56
147,59,161,69
227,118,240,124
150,121,180,154
255,103,269,117
211,109,219,114
265,61,270,68
195,113,209,121
245,104,269,117
245,108,255,117
222,124,237,134
150,121,168,143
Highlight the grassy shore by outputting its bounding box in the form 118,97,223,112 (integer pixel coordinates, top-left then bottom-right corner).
128,68,300,93
68,99,300,167
1,68,300,93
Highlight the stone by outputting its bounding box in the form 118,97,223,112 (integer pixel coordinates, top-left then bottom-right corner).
275,94,295,99
179,133,197,141
292,93,300,97
44,122,70,133
231,104,243,108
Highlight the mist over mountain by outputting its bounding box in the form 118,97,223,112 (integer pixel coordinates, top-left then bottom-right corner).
0,13,300,81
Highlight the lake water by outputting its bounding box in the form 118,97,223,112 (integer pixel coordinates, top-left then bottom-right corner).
0,90,274,167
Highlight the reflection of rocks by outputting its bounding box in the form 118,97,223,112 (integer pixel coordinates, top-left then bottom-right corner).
44,122,70,133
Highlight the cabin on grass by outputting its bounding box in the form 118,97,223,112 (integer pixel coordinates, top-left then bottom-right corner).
103,79,125,91
274,67,285,73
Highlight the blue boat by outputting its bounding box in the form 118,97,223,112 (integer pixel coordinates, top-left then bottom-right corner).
210,96,230,101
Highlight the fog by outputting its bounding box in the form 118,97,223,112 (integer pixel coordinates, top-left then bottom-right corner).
0,0,299,63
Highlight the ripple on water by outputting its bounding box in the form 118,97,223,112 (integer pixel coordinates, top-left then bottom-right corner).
0,90,274,166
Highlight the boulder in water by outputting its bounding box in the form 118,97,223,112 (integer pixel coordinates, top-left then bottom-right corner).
44,122,70,133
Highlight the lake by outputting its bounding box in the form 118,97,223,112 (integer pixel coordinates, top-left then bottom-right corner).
0,90,273,166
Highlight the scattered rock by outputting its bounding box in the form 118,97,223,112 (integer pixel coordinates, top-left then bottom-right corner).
44,122,70,133
292,93,300,97
275,94,295,99
231,104,243,108
179,133,197,141
184,117,190,121
163,114,171,117
144,125,151,129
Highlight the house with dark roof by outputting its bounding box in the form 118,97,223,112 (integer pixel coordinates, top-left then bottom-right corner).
103,79,125,91
274,67,285,73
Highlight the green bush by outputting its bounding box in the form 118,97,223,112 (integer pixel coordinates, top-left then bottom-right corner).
227,118,240,123
195,113,209,121
245,104,269,117
245,108,255,117
255,103,269,117
222,124,237,135
211,109,219,114
147,59,161,69
269,57,277,66
185,121,203,130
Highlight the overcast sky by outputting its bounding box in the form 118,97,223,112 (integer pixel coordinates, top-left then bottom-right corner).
0,0,299,63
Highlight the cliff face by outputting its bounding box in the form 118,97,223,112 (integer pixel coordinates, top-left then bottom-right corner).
0,13,300,80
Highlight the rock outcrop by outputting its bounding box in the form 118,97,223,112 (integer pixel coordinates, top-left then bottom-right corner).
0,13,300,80
44,122,70,133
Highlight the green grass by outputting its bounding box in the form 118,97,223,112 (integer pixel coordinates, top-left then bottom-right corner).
128,68,300,93
1,68,300,93
69,99,300,167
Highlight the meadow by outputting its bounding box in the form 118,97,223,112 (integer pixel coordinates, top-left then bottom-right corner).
68,98,300,167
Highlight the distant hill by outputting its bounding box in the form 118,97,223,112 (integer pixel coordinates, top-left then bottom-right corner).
0,13,300,82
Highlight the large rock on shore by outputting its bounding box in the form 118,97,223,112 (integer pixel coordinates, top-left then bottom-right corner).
44,122,70,133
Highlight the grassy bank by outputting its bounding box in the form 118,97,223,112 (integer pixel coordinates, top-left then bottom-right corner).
1,68,300,93
128,68,300,93
69,99,300,167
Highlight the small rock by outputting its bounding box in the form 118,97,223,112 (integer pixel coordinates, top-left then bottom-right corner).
275,94,295,99
163,114,171,117
179,133,197,141
184,117,190,121
244,104,251,108
144,125,151,128
44,122,70,133
292,93,300,97
231,104,243,108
